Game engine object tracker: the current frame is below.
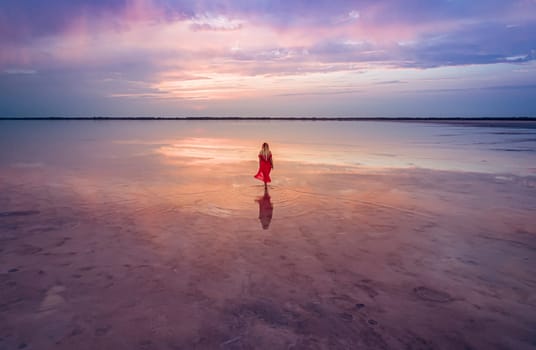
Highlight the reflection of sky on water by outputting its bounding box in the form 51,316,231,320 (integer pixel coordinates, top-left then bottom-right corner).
156,137,253,165
1,120,534,236
0,120,534,175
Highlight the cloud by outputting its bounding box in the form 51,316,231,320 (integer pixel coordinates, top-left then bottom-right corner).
375,80,406,85
334,9,361,24
348,10,360,19
189,13,243,31
481,83,536,91
397,21,536,68
3,68,36,75
2,0,536,116
275,89,364,97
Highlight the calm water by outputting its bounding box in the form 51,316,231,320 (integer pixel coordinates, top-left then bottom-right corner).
1,120,535,350
1,120,535,175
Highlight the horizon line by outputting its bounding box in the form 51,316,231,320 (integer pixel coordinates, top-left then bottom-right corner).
1,116,535,122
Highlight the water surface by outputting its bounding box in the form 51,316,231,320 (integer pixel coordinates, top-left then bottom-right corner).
1,119,535,174
1,120,535,349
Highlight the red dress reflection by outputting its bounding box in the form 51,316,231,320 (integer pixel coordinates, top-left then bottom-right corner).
254,153,272,184
256,187,273,229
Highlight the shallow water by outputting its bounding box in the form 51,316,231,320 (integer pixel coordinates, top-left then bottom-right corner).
1,120,535,349
1,120,535,175
1,119,535,229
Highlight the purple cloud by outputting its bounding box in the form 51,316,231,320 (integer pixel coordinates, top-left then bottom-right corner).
399,21,536,68
1,0,535,116
0,0,129,44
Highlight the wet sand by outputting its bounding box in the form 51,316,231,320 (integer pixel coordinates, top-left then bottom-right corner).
1,158,535,350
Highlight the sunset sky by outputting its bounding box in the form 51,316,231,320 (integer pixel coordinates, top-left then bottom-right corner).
1,0,535,117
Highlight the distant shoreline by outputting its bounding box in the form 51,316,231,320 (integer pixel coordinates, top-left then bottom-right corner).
1,116,535,122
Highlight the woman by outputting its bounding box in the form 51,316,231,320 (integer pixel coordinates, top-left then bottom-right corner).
254,142,274,187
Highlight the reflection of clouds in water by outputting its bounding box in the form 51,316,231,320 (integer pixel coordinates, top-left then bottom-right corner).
114,122,535,175
155,137,254,165
153,137,364,169
256,187,273,229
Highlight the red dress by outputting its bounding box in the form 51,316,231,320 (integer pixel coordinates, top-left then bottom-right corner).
254,153,272,183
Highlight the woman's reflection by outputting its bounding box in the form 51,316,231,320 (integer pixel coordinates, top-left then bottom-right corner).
256,186,273,229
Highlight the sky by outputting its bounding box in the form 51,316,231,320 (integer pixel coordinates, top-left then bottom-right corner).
1,0,536,117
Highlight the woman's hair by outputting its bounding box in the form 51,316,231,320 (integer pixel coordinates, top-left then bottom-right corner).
260,142,271,159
